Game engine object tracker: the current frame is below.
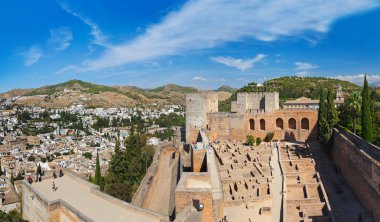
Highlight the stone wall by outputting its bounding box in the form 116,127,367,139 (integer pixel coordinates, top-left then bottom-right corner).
192,148,207,172
332,128,380,221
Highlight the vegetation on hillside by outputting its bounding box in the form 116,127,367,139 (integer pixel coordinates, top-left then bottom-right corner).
215,85,237,93
26,80,120,96
219,76,361,112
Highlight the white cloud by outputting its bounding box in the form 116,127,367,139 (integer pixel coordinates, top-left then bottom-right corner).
192,76,207,81
294,61,319,76
23,46,43,66
295,62,319,70
335,74,380,86
211,54,266,71
58,2,107,47
59,0,379,73
48,27,73,51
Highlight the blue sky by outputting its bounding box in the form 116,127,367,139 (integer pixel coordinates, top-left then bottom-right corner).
1,0,380,92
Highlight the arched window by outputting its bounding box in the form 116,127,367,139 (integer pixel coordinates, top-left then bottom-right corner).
249,119,255,130
301,118,309,130
260,119,265,131
276,118,284,130
288,118,296,130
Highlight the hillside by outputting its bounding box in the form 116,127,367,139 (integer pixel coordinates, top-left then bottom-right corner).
215,85,237,93
219,76,362,112
2,80,232,108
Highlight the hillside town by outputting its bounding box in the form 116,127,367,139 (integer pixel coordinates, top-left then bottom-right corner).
0,97,184,213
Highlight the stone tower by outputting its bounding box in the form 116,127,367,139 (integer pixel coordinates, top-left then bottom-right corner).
186,92,218,143
335,84,344,101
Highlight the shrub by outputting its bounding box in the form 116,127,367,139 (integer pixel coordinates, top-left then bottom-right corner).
83,152,93,159
256,137,262,145
27,156,36,162
264,132,274,142
245,135,255,146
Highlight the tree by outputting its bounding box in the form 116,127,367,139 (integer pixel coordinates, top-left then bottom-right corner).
104,130,154,202
95,150,101,186
88,175,92,183
361,75,374,142
326,89,338,128
264,132,274,142
318,89,330,144
245,135,255,146
37,164,42,176
347,91,362,134
256,137,262,145
114,139,120,154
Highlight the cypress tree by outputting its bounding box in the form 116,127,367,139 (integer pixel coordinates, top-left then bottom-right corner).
0,161,3,176
361,74,373,142
95,150,101,185
115,138,120,154
318,89,330,143
326,89,338,128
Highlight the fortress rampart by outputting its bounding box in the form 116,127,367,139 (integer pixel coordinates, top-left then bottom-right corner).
332,128,380,221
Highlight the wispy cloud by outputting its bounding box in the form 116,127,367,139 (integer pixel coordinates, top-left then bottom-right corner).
192,76,207,81
59,0,379,73
295,62,319,70
48,27,73,51
335,74,380,86
23,46,43,66
294,61,319,76
211,54,266,71
57,1,107,47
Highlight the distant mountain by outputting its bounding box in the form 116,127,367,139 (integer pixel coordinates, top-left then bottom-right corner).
219,76,362,112
215,85,237,93
1,80,232,108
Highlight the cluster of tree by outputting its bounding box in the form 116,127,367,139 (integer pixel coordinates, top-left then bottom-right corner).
319,75,378,148
0,210,24,222
102,128,155,202
152,128,174,141
245,135,262,146
154,113,185,128
339,76,378,143
59,111,78,124
17,111,31,123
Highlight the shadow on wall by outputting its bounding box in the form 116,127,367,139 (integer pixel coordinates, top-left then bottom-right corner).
307,124,318,141
285,131,296,141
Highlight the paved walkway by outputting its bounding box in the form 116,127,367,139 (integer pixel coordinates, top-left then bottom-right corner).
309,142,367,222
31,176,161,222
271,142,283,222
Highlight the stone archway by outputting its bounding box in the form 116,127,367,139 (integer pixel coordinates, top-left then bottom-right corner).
249,119,255,130
260,119,265,131
301,118,309,130
276,118,284,130
288,118,296,130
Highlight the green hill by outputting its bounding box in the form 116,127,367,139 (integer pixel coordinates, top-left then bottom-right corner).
219,76,361,112
25,80,120,96
215,85,237,93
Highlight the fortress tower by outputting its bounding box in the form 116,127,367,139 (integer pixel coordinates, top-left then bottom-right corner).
231,92,279,113
186,92,218,143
